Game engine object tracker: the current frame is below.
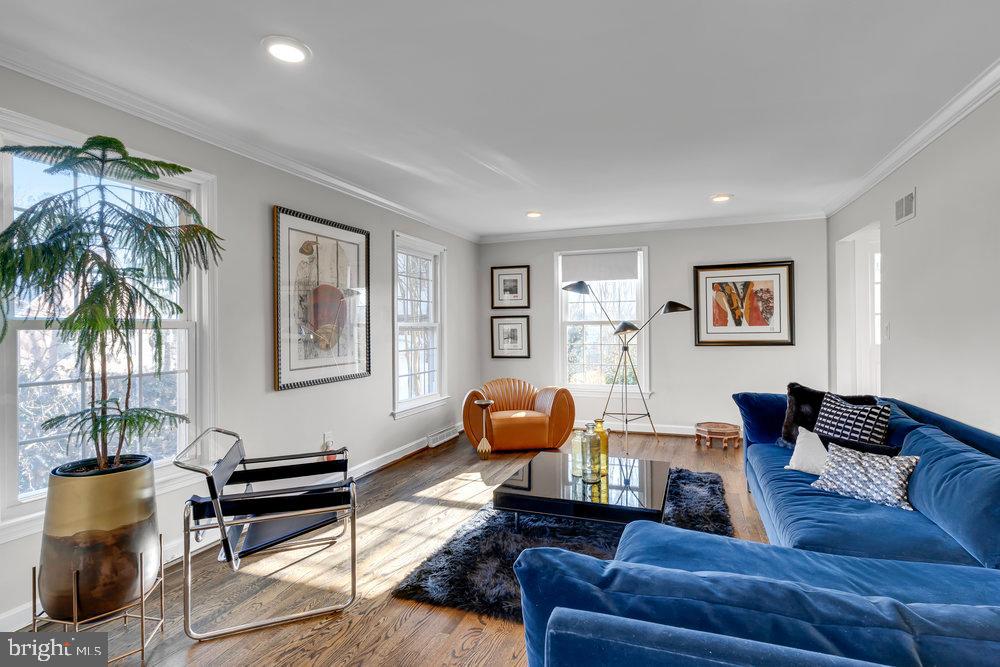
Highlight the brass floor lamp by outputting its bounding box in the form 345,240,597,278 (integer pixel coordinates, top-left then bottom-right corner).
561,281,690,446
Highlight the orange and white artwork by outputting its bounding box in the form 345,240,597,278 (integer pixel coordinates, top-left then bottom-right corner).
695,262,793,346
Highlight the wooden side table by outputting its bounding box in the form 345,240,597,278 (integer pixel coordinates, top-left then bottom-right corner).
695,422,741,449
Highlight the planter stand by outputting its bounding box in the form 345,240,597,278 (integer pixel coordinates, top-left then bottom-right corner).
30,534,165,664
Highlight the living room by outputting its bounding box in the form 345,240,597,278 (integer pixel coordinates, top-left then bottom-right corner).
0,2,997,665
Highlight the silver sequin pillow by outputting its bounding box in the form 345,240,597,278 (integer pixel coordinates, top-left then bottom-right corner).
812,443,919,510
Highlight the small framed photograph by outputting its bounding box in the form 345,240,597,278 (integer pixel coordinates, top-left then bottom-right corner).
491,265,530,309
693,260,794,346
502,462,532,490
491,316,530,358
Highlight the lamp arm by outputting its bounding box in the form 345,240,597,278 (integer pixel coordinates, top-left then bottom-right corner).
626,308,661,345
587,285,617,329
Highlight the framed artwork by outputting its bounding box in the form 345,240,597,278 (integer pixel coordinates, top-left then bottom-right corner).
273,205,371,390
491,265,530,308
693,260,794,346
491,315,530,358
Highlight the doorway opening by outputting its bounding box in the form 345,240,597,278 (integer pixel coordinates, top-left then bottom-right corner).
835,224,881,395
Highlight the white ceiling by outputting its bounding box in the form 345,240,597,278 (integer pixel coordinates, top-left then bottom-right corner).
1,1,999,241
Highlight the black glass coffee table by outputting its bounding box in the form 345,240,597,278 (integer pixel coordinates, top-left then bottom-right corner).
493,450,671,524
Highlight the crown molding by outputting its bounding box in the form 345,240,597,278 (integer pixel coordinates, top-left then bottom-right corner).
479,212,827,244
824,55,1000,217
0,44,479,242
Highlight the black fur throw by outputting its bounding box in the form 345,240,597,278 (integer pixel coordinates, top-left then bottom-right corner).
781,382,877,445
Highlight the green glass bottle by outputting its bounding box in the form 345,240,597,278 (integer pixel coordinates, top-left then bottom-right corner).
594,418,609,477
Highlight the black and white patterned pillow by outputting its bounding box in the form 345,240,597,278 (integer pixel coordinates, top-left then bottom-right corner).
814,393,893,454
812,444,919,510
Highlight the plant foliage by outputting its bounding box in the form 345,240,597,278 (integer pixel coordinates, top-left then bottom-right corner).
0,136,223,468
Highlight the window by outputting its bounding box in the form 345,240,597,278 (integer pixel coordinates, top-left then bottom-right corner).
0,129,210,512
392,232,446,418
557,248,648,392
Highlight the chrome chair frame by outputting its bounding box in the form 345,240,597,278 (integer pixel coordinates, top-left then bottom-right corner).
175,427,357,640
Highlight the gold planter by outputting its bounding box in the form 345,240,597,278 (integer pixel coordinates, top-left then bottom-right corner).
39,454,159,621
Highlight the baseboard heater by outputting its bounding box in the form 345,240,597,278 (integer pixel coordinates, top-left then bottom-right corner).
428,425,461,448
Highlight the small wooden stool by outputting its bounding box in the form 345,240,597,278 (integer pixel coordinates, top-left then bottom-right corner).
695,422,741,449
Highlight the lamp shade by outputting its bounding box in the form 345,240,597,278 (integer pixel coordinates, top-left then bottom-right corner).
662,300,691,314
561,280,591,295
613,321,639,337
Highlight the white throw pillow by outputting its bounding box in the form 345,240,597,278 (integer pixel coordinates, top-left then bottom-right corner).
785,428,829,476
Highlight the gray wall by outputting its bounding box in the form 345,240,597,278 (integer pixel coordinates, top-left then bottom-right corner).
828,90,1000,432
0,66,481,626
478,218,829,430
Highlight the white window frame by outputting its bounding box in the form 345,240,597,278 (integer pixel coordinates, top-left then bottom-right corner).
391,231,448,419
0,108,220,542
554,247,651,397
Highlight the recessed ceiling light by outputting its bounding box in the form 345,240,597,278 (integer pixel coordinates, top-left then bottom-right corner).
262,35,312,64
711,193,734,203
526,211,542,218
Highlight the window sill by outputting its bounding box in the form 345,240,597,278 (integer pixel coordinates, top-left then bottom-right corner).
392,395,450,420
568,386,653,399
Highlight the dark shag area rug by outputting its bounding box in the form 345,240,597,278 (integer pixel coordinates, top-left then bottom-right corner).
391,467,733,621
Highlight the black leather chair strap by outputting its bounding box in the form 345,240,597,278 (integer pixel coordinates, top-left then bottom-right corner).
228,458,348,484
190,487,352,521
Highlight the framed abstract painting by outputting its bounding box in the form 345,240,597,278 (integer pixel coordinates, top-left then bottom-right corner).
491,315,530,358
491,265,530,309
273,206,371,390
693,260,794,346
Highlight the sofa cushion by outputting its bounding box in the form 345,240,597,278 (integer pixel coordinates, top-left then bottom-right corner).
515,547,1000,667
544,608,882,667
879,399,924,449
490,409,549,448
746,442,979,565
785,428,828,476
885,397,1000,458
811,444,918,510
782,383,878,446
615,522,1000,606
813,394,895,455
902,426,1000,568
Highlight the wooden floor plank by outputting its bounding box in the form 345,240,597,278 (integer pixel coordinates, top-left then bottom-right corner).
97,432,762,665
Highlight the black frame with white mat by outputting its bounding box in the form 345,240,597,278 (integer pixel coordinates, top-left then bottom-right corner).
490,265,530,309
491,315,530,358
692,260,795,346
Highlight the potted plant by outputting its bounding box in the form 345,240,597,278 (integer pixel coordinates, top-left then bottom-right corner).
0,136,223,620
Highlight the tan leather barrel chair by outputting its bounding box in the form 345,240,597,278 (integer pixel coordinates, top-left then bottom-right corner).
462,378,576,451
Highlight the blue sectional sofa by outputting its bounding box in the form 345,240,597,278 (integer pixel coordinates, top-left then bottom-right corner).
735,393,1000,566
515,394,1000,666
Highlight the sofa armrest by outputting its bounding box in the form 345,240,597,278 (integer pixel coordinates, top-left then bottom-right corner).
732,392,787,445
534,386,575,447
544,608,882,667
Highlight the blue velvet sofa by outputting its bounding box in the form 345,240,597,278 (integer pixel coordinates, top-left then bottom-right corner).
515,394,1000,666
735,393,1000,566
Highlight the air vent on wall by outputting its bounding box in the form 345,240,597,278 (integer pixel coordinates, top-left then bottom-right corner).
894,188,916,225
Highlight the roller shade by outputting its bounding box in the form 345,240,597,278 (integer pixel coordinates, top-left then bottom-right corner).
561,250,640,283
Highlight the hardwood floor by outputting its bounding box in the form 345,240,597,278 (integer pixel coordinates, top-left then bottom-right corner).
105,432,764,665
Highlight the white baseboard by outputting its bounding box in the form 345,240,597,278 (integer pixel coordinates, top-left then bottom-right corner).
0,601,32,632
0,421,466,631
573,419,695,436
